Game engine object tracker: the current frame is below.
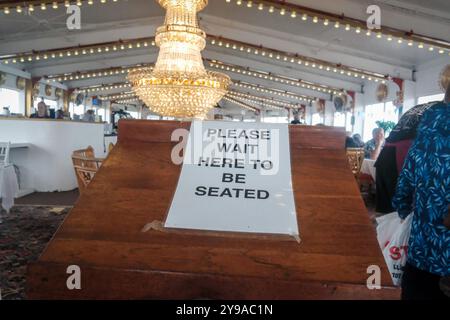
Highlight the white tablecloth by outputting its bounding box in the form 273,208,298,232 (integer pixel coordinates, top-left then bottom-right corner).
361,159,376,181
0,165,19,213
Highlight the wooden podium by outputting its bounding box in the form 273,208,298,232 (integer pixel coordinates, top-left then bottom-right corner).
27,120,400,299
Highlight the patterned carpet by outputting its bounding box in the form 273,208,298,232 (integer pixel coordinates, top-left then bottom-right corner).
0,205,70,300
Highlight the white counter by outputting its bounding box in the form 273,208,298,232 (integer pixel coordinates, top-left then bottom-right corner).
0,118,108,192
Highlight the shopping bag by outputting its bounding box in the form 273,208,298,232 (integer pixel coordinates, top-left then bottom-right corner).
376,212,413,286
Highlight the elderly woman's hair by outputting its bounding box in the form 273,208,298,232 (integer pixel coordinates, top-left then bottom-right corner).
372,127,383,135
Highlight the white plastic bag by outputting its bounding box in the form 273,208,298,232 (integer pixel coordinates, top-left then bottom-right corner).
376,212,413,286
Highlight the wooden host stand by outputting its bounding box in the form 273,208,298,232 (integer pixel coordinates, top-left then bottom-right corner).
27,120,400,299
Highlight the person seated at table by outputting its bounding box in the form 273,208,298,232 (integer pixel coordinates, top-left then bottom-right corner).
364,127,385,159
30,99,50,119
82,109,96,122
290,113,302,124
55,109,65,120
352,134,365,148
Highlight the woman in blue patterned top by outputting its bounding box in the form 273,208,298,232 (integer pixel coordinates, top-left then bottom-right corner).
393,90,449,300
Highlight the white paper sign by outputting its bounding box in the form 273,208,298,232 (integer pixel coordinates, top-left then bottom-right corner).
165,120,299,236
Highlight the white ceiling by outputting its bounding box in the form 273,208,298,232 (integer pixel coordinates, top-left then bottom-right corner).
0,0,449,113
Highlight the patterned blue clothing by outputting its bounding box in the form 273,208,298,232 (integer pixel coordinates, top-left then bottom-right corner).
392,101,450,276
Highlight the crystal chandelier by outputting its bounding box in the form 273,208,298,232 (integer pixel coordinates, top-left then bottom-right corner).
128,0,230,119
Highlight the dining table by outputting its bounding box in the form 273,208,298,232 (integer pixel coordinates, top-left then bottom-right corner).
360,158,377,181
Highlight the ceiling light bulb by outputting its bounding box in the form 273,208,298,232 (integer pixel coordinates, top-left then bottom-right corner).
301,14,307,21
334,21,340,28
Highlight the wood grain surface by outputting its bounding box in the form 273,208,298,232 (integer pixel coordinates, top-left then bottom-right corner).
27,120,400,299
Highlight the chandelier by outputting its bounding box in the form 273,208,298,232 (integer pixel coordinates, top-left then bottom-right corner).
128,0,230,119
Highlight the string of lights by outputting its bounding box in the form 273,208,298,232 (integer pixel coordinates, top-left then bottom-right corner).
0,0,121,14
0,37,157,63
0,35,392,84
207,59,345,95
101,92,136,100
208,35,389,83
228,90,298,108
223,0,450,55
232,81,316,103
228,94,286,111
222,95,259,112
114,98,139,104
47,64,154,82
2,0,446,55
76,82,131,93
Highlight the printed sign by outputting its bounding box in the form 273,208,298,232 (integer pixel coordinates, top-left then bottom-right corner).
165,120,299,236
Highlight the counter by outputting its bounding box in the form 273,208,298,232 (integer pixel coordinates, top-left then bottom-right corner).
0,118,108,192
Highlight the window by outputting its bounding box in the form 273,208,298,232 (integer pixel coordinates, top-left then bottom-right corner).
262,116,288,123
333,112,345,127
417,93,444,105
128,111,140,119
311,113,323,125
363,101,399,141
70,102,85,117
345,112,353,133
0,88,22,114
96,108,106,122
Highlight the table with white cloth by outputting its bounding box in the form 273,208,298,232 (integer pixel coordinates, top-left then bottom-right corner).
0,165,19,213
361,158,377,181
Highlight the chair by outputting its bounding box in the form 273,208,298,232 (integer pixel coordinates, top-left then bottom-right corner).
346,148,365,177
72,146,104,194
346,147,374,192
108,142,115,153
0,142,11,166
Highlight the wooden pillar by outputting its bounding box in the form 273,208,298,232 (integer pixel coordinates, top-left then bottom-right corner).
25,79,33,117
63,90,70,113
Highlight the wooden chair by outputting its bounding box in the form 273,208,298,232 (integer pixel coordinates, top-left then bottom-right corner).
346,148,365,177
108,142,115,153
72,146,104,194
346,148,374,192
